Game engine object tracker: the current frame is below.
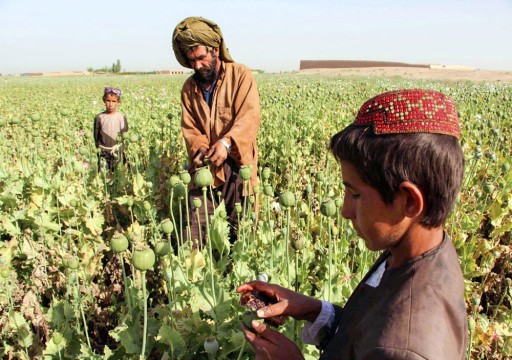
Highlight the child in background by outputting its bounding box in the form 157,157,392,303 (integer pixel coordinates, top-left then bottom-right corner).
238,89,468,359
93,87,128,173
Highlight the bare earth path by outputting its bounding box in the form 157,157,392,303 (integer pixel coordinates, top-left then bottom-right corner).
298,67,512,83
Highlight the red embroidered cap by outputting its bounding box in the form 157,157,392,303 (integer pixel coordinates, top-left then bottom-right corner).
353,89,460,139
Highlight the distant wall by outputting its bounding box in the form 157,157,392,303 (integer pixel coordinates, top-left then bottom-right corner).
300,60,429,70
159,70,189,75
21,71,91,77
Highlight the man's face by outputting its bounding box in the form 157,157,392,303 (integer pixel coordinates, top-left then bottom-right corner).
186,46,220,84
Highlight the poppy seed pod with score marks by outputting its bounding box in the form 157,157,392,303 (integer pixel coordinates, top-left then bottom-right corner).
194,167,213,188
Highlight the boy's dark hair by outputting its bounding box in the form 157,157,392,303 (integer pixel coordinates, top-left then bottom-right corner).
103,87,122,101
330,89,464,228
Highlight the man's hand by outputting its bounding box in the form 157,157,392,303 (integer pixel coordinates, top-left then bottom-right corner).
237,281,322,323
193,146,208,166
241,320,304,360
205,140,229,166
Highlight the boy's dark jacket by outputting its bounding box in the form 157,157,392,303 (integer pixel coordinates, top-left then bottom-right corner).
320,234,468,360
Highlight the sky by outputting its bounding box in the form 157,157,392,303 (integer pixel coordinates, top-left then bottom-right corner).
1,0,511,74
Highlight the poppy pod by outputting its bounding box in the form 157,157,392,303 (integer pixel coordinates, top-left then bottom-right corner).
195,167,213,188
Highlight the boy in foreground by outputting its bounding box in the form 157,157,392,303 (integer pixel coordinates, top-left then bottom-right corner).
238,89,468,359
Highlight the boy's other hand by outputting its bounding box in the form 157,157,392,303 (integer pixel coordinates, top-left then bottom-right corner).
242,320,304,360
237,281,322,323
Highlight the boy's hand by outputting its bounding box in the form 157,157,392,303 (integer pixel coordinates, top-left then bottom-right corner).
242,320,304,360
237,281,322,323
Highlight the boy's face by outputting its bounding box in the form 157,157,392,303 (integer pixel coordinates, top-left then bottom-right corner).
103,93,120,114
340,160,407,251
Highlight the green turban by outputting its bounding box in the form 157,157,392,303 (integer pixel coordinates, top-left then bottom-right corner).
172,17,234,69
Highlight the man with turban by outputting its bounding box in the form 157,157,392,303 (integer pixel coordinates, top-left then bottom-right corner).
172,17,260,244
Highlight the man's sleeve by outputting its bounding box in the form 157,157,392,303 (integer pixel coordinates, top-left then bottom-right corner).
221,66,260,164
181,86,210,161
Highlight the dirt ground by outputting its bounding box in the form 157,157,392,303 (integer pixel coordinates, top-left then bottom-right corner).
298,67,512,83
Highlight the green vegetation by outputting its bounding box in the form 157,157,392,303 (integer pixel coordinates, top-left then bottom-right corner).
0,74,511,359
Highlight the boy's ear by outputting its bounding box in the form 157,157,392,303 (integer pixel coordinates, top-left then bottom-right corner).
398,181,424,219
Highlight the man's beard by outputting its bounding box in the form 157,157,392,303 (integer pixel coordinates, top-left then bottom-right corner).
193,56,219,87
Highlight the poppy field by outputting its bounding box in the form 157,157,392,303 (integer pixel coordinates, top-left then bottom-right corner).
0,73,511,359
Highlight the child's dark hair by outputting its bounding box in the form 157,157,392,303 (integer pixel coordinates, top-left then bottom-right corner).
330,125,464,228
102,87,122,101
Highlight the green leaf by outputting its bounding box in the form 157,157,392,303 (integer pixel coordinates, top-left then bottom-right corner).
85,212,104,236
156,324,186,354
185,249,205,281
110,320,142,354
209,202,231,256
9,310,33,348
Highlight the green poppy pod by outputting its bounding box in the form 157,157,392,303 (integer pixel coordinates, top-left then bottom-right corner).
204,337,219,355
316,171,325,182
240,165,252,181
335,198,342,208
126,197,134,207
151,113,158,120
173,182,187,199
167,113,174,120
0,118,5,127
468,317,476,332
129,134,139,143
253,185,261,194
179,171,191,185
219,210,227,219
263,185,273,197
483,182,494,194
160,219,174,234
194,167,213,188
60,109,70,116
305,183,313,194
249,196,255,205
154,241,170,257
143,201,152,211
30,113,41,122
132,248,155,271
111,233,129,253
67,257,80,270
168,175,181,187
1,267,9,279
235,202,242,214
320,199,337,217
52,332,63,345
291,236,304,251
192,197,202,209
262,167,271,180
501,163,510,172
279,191,296,208
78,147,88,156
145,181,153,189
